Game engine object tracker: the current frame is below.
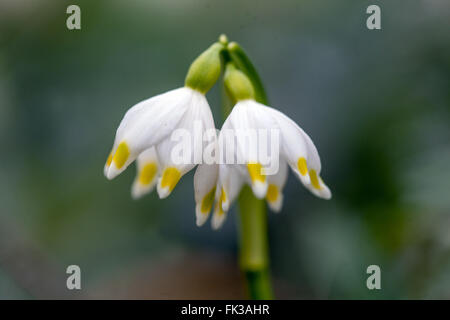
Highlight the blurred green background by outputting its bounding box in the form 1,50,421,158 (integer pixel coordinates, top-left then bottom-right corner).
0,0,449,299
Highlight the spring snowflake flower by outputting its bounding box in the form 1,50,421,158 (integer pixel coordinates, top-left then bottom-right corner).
206,64,331,229
104,43,223,199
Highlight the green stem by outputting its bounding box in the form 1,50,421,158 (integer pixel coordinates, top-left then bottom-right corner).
238,186,273,299
220,38,273,299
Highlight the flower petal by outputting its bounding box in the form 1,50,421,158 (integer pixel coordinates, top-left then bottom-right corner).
157,166,182,199
218,164,244,211
156,91,213,198
304,169,332,200
266,159,288,212
220,100,281,200
105,87,194,180
246,162,268,199
264,107,311,185
225,100,278,165
131,147,160,199
211,201,227,230
194,163,218,226
266,106,331,199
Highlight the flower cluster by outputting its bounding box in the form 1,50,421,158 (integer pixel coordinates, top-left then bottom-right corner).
104,35,331,229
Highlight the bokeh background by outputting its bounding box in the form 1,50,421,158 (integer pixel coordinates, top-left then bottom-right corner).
0,0,449,299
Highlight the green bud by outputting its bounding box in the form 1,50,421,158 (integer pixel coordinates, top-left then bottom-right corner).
224,62,255,102
185,42,224,94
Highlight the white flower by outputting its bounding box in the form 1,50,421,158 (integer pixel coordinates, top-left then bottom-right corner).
104,86,216,199
210,99,331,229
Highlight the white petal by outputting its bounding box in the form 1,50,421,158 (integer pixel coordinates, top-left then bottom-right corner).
211,202,227,230
117,87,196,149
105,140,135,180
208,165,244,230
156,144,186,199
299,127,322,173
251,180,268,199
131,147,160,199
264,106,311,184
199,98,219,166
305,174,332,200
266,159,288,212
225,101,260,164
194,163,218,226
218,101,276,200
267,158,288,187
225,100,277,164
104,148,114,177
156,91,213,198
218,164,244,211
105,87,194,180
267,107,332,199
268,193,283,212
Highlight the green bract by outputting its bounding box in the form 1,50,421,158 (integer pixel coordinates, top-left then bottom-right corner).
185,42,224,94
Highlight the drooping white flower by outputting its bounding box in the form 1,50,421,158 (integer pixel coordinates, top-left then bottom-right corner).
210,98,331,229
104,86,216,199
104,42,223,203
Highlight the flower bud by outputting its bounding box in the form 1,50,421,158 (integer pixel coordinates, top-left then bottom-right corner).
224,62,255,102
185,42,224,94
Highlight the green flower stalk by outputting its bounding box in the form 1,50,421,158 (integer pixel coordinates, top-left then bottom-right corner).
238,186,272,299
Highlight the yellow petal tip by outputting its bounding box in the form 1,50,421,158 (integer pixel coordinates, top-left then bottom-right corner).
297,157,308,176
200,187,216,214
160,167,181,192
113,142,130,169
266,184,279,203
309,169,321,190
247,163,265,183
139,162,158,186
